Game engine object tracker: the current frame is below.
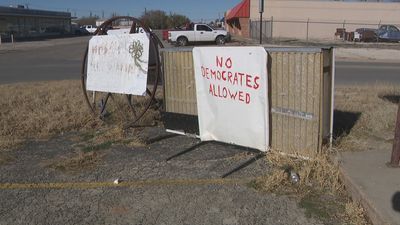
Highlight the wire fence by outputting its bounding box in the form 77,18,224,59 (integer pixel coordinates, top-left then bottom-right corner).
250,17,400,43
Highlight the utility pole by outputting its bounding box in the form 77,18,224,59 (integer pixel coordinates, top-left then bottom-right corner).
259,0,264,44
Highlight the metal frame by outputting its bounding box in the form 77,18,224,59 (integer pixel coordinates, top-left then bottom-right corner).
81,16,164,128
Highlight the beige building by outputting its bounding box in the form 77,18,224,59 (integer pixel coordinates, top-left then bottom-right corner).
226,0,400,40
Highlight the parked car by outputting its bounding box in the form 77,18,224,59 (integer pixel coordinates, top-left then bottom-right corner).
80,25,97,34
168,23,230,46
71,24,90,35
376,24,400,42
355,28,378,42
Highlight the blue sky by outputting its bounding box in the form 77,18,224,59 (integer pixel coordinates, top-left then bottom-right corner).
0,0,242,22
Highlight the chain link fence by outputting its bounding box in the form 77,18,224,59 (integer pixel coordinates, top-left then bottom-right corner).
250,17,400,43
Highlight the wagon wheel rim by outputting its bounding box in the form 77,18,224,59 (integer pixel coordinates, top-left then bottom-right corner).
81,16,164,127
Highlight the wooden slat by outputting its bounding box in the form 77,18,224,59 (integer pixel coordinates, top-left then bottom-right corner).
276,52,283,151
288,52,295,153
306,53,315,151
270,52,278,149
294,53,302,151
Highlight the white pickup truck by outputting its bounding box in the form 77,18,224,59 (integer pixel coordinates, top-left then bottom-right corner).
168,24,230,46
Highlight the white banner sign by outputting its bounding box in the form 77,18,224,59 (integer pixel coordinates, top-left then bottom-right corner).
193,47,269,151
86,33,149,95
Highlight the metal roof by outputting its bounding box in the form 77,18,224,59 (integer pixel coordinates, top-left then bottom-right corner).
226,0,250,21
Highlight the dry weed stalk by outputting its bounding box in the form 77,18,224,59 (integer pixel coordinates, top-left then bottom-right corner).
344,201,368,225
335,83,400,151
0,80,161,150
258,150,342,194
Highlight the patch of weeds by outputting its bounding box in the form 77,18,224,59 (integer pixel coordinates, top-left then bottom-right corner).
254,151,370,224
299,193,340,222
344,201,368,225
82,141,113,153
247,179,262,190
80,132,95,142
0,152,15,166
47,151,103,173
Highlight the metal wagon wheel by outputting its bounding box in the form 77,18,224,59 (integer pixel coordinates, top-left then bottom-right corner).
81,16,164,127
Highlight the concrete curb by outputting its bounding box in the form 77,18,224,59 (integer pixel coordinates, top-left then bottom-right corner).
338,161,391,225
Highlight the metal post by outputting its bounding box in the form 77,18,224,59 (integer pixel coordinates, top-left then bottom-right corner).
259,13,263,44
389,103,400,167
270,16,273,40
259,0,264,45
306,18,309,42
342,20,346,41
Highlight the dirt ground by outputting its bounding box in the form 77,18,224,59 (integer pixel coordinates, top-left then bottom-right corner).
0,127,329,225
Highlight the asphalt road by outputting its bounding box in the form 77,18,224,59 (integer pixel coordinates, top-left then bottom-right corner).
0,37,399,85
335,61,400,86
0,37,88,84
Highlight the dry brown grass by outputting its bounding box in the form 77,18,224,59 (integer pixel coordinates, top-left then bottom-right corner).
47,151,104,173
256,151,342,194
335,84,400,151
344,201,369,225
0,80,99,150
255,151,369,224
0,80,161,150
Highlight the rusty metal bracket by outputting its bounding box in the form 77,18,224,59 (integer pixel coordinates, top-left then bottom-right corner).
81,16,164,127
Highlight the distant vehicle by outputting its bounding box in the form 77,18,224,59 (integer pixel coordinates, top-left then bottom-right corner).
168,23,230,46
71,24,90,35
376,25,400,42
354,28,378,42
81,25,97,34
75,27,90,35
106,27,152,35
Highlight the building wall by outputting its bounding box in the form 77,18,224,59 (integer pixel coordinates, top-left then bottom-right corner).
248,0,400,40
0,6,71,39
226,17,250,38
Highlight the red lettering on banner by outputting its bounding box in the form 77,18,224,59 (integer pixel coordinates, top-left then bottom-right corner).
253,76,260,89
225,57,232,69
229,89,237,100
246,74,252,88
238,91,244,102
210,69,217,79
221,71,227,81
227,72,233,83
201,66,207,78
216,56,233,69
200,54,267,105
216,56,223,68
233,74,238,85
237,73,244,86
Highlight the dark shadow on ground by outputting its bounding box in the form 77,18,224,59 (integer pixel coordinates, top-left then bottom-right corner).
333,110,361,138
380,95,400,104
392,192,400,212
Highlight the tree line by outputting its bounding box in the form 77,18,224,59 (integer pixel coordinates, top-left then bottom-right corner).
74,10,191,29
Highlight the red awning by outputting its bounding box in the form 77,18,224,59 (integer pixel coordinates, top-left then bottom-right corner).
226,0,250,21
